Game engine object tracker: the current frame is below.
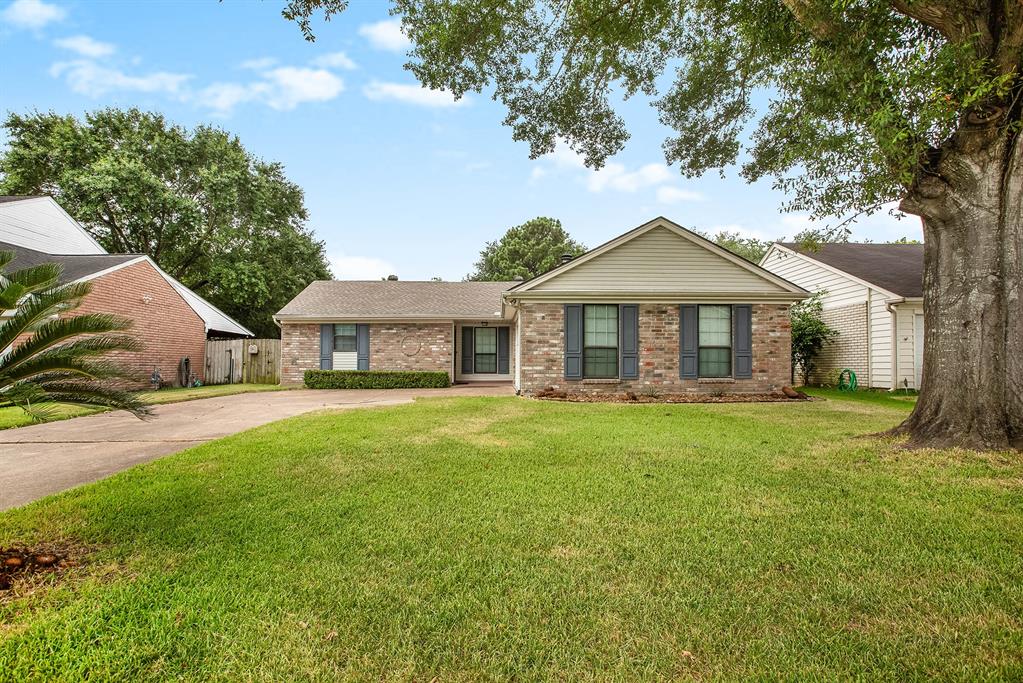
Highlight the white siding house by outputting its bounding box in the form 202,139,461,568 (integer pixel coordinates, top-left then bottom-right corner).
760,242,925,389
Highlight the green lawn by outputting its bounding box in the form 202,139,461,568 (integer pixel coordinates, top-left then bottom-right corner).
1,394,1021,679
0,383,286,430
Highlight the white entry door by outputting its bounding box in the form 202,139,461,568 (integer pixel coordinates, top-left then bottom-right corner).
914,314,925,390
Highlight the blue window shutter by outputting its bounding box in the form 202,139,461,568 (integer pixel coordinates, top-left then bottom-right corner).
461,326,474,375
733,304,753,378
356,324,370,370
319,324,333,370
498,327,510,374
620,304,639,379
564,304,583,380
679,305,698,378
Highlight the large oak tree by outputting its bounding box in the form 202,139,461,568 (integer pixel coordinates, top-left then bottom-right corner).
0,109,332,338
285,0,1021,450
467,216,585,280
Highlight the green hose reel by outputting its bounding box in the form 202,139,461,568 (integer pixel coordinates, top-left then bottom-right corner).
837,368,858,391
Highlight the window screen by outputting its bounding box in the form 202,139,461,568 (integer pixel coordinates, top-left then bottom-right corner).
583,305,618,378
698,305,731,377
333,324,357,352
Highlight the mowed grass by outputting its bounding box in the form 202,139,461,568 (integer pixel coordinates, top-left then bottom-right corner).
1,394,1021,680
0,383,286,430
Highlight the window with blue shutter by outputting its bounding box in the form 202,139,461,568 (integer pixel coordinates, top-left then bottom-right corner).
356,324,370,370
564,304,583,379
619,304,639,379
319,324,333,370
733,305,753,378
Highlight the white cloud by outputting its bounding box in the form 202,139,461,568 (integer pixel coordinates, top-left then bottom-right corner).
49,60,190,98
2,0,64,28
240,57,277,70
656,185,704,204
260,67,345,109
54,35,115,58
329,252,397,280
311,51,357,70
363,80,467,108
197,67,344,115
588,162,672,193
358,19,410,52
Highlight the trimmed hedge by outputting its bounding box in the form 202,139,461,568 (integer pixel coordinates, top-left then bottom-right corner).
304,370,451,390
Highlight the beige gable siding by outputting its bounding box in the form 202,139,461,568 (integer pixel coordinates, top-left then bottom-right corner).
869,290,893,388
761,248,868,308
531,226,788,293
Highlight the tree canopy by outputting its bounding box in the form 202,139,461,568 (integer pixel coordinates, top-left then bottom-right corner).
0,109,332,337
283,0,1020,223
468,216,585,280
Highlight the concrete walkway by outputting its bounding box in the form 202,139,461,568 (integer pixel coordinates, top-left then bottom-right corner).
0,384,513,511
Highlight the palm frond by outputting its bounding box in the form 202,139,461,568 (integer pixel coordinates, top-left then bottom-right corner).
25,381,151,418
1,314,135,371
5,351,144,384
0,281,94,350
0,254,151,420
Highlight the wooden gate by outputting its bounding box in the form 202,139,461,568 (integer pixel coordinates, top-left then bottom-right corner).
205,339,281,385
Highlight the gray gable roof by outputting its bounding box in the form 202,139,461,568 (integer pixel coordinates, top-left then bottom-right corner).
780,242,924,298
0,241,141,283
277,280,516,320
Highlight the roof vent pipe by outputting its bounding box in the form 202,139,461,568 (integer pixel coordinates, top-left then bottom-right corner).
560,253,574,264
386,274,398,281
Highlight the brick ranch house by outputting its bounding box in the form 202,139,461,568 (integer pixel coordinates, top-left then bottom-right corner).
1,196,252,387
277,217,808,395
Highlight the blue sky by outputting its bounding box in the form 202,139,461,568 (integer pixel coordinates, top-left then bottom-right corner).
0,0,922,280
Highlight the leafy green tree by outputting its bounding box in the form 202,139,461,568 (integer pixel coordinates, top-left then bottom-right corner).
283,0,1022,449
468,217,585,281
790,292,838,386
698,230,776,263
0,109,331,338
0,251,149,421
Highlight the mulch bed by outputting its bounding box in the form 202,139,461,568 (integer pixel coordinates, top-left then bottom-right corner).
0,542,90,595
534,389,812,403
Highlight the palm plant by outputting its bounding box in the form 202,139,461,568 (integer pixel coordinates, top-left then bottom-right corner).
0,250,150,421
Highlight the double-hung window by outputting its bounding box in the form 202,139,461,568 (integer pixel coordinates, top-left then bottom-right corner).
583,304,618,378
698,305,731,377
473,327,497,374
333,324,357,352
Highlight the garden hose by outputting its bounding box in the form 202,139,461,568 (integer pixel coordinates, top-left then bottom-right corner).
838,368,857,391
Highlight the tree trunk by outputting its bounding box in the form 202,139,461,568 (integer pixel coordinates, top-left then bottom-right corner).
898,114,1022,451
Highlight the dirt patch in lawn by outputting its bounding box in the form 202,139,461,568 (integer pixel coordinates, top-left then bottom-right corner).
533,389,811,404
0,540,96,601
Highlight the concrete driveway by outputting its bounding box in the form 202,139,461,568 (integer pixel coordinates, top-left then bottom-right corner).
0,384,513,511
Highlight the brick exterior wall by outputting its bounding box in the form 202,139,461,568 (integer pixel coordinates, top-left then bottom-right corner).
280,322,453,385
368,322,452,374
281,323,321,385
76,261,207,388
809,303,869,385
517,303,792,395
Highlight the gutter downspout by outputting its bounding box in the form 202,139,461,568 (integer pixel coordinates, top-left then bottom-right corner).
885,298,905,392
866,289,872,388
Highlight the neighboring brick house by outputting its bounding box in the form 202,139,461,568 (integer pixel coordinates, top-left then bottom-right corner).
276,217,807,395
1,196,252,388
760,242,925,389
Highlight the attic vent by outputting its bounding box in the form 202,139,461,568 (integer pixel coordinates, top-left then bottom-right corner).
560,253,574,264
386,274,398,281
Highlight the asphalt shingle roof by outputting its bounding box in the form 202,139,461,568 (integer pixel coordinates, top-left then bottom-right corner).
780,242,924,298
277,280,516,319
0,241,141,283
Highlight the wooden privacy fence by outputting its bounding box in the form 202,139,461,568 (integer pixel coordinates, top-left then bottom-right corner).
205,339,281,385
